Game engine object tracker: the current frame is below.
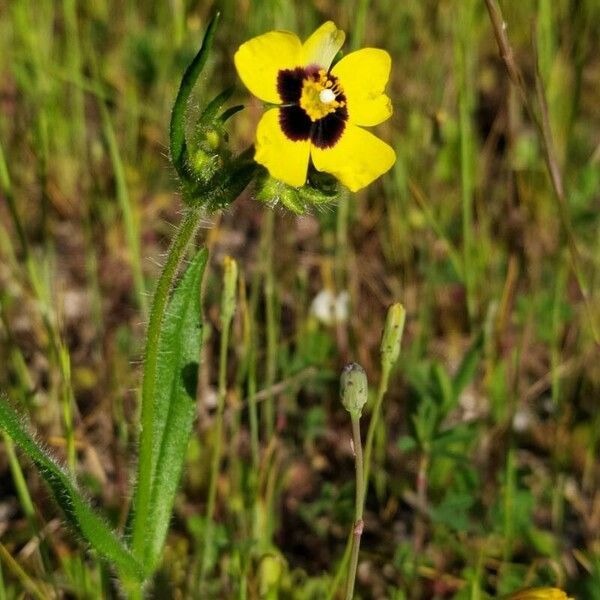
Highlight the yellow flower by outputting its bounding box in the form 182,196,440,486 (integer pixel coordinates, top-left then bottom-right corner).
506,588,574,600
234,22,396,191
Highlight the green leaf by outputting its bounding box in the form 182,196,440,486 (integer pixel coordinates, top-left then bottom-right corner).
198,86,235,127
145,247,208,569
429,489,475,531
0,398,143,581
170,12,221,181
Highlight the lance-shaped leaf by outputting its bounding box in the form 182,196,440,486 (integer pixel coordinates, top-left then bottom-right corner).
145,247,208,569
0,398,143,581
170,12,221,180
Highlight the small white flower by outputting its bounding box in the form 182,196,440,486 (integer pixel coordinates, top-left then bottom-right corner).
310,289,349,325
512,409,532,432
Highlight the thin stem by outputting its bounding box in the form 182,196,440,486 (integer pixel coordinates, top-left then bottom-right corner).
247,272,260,476
362,363,391,490
2,434,35,518
483,0,598,341
334,192,351,363
352,0,371,51
63,0,106,339
503,446,516,563
413,452,429,554
1,432,57,585
0,543,48,600
0,142,28,260
201,297,234,581
262,208,277,439
328,540,352,600
99,98,148,320
62,0,86,157
330,362,394,600
345,415,364,600
263,441,280,545
131,208,202,561
58,346,76,472
334,189,349,293
456,3,476,322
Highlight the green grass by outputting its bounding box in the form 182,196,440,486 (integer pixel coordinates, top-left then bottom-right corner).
1,1,600,598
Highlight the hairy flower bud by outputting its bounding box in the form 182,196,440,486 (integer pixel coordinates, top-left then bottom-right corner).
190,148,222,184
256,175,304,213
340,363,368,418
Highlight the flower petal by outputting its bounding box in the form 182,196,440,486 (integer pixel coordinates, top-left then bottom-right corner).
234,31,302,104
311,124,395,192
301,21,345,69
331,48,393,126
255,109,311,187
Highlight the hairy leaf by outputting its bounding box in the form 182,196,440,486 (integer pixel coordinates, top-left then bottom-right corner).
0,398,143,581
145,247,208,568
170,12,221,180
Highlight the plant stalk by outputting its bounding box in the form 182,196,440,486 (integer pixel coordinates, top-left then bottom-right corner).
131,208,202,562
345,415,364,600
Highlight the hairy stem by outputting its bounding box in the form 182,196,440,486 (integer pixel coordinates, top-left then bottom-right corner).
131,208,202,562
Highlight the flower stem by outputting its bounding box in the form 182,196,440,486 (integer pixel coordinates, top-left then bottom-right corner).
131,207,202,563
331,300,405,598
345,414,364,600
330,367,391,599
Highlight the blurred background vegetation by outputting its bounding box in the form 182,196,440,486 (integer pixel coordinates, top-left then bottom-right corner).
1,0,600,598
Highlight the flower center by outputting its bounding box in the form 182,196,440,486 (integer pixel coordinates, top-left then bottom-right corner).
299,69,345,122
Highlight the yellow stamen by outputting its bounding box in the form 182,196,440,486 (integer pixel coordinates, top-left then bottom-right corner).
299,69,345,121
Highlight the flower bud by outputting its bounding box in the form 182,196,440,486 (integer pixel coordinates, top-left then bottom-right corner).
188,123,230,185
221,256,238,324
298,180,340,206
190,147,222,184
202,127,221,151
380,303,406,370
300,168,341,206
256,175,304,214
256,168,342,214
340,363,368,418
